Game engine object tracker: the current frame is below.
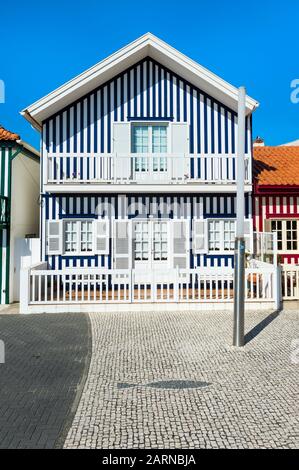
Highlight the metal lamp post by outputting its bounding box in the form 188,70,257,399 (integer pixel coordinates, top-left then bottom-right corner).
233,86,246,347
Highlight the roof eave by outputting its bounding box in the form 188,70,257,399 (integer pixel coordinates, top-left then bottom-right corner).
16,139,40,158
255,184,299,194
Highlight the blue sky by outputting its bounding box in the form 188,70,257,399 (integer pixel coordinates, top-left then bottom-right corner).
1,0,298,149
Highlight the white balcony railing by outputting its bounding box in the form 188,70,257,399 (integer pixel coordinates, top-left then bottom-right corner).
46,153,252,185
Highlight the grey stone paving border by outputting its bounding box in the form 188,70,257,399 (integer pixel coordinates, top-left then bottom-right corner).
0,313,91,449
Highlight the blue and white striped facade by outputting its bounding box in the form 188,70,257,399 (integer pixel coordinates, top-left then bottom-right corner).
41,56,253,270
42,57,252,157
43,193,252,270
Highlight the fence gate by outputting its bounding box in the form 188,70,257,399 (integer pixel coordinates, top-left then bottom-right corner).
14,238,40,301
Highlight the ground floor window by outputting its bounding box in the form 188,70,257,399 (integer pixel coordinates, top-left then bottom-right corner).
208,219,235,252
64,220,93,254
271,219,298,251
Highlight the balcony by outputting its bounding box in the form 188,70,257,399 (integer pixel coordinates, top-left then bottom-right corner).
45,153,252,193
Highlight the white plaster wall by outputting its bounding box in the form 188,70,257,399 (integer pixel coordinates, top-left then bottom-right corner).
10,153,40,302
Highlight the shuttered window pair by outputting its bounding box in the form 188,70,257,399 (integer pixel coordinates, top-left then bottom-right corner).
47,219,109,255
113,219,188,271
113,122,189,180
192,219,253,254
113,122,189,154
64,220,93,253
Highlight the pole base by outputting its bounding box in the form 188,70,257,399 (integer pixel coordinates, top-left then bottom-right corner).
233,237,245,347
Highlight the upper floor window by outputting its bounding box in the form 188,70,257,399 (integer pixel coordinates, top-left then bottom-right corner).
132,124,168,172
132,124,168,153
271,219,298,251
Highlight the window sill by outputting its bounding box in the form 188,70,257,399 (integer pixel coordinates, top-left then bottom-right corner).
62,253,95,257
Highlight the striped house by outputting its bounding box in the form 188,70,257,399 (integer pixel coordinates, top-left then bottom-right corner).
21,33,260,309
0,125,39,304
254,144,299,265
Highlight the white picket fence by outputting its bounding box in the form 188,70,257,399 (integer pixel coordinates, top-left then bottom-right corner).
20,264,279,313
46,153,251,185
281,265,299,300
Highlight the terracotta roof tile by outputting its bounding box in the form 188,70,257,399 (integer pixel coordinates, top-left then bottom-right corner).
0,125,20,141
254,146,299,186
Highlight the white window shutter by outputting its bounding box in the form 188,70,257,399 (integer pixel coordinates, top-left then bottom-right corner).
171,123,189,180
193,219,208,254
114,220,131,270
113,123,131,180
113,122,131,153
47,221,62,255
94,219,109,255
244,218,253,253
171,123,189,153
172,220,188,270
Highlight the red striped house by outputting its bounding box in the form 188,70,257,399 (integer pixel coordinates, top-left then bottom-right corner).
254,144,299,264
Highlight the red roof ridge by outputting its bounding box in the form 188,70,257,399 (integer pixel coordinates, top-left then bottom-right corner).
0,124,20,141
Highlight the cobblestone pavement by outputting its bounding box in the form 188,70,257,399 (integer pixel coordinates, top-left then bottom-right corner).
64,309,299,449
0,313,91,449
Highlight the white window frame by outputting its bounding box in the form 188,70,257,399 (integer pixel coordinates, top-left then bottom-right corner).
63,219,94,256
207,219,236,254
270,218,299,253
131,122,170,154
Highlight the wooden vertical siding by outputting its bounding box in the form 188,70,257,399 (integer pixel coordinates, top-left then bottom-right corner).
42,57,252,163
0,146,11,304
41,57,253,273
254,194,299,264
44,193,251,270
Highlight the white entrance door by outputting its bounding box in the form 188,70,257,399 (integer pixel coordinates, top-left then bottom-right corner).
133,220,171,282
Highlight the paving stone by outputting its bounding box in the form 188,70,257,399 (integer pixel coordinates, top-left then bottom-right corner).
0,313,91,449
64,309,299,449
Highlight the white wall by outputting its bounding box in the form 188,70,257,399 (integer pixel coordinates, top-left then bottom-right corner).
10,152,40,302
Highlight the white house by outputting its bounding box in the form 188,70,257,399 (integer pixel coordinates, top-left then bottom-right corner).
20,33,279,313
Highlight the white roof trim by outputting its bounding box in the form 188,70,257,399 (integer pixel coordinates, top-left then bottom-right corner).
279,139,299,146
16,139,40,158
21,33,259,127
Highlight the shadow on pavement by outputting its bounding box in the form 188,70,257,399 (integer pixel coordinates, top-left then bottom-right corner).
245,309,281,345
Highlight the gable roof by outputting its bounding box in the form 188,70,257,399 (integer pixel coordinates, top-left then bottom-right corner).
21,33,259,130
0,124,39,159
254,146,299,186
0,125,20,141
